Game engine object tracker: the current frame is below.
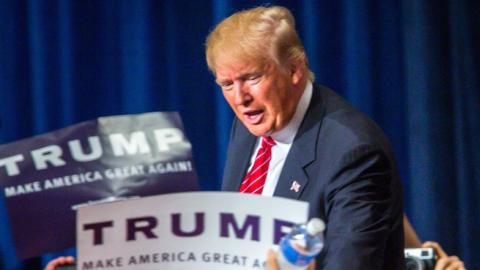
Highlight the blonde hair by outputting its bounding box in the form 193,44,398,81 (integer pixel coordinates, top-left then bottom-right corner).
205,6,314,81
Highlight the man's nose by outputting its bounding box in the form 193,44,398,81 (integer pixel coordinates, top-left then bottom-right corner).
233,82,250,105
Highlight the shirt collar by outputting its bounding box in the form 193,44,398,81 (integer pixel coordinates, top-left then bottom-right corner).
271,81,313,144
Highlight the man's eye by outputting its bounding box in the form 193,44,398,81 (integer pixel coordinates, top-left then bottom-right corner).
247,75,260,83
221,82,233,90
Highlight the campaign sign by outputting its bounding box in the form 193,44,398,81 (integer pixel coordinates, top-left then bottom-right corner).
0,112,199,259
77,192,308,270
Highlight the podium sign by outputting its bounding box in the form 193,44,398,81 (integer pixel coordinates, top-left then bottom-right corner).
77,192,308,270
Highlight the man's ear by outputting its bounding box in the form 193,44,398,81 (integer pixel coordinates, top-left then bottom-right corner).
289,60,306,85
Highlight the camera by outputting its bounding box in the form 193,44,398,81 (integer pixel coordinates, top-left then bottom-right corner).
404,248,436,270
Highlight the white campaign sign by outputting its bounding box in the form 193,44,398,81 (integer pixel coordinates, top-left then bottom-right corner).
77,191,308,270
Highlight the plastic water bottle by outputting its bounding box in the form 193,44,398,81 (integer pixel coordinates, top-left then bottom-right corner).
276,218,325,270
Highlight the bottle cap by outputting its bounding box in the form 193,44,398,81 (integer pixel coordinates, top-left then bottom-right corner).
306,218,325,235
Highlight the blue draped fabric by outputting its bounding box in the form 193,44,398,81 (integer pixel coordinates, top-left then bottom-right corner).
0,0,478,269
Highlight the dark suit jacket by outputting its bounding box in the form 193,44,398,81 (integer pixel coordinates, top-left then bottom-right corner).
222,84,405,269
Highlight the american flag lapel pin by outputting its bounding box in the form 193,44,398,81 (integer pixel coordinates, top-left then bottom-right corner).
290,180,301,193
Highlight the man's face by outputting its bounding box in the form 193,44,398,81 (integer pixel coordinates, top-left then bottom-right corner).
215,59,304,137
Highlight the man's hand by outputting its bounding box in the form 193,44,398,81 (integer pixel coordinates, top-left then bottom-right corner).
422,241,465,270
265,249,315,270
44,256,75,270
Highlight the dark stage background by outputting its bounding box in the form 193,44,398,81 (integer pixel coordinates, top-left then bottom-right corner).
0,0,479,269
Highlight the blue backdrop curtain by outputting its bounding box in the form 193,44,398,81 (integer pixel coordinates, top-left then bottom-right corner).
0,0,478,269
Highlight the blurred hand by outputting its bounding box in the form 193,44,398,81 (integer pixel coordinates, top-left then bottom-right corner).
422,241,465,270
265,249,315,270
44,256,75,270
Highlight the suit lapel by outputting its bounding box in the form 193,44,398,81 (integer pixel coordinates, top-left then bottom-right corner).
222,119,257,191
274,84,325,200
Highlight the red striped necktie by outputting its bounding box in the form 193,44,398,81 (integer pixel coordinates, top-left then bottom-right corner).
239,136,276,194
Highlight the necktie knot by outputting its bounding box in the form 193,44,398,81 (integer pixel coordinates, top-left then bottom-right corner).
261,136,276,148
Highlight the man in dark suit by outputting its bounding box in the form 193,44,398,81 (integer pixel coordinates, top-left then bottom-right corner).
205,5,404,270
46,4,468,270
